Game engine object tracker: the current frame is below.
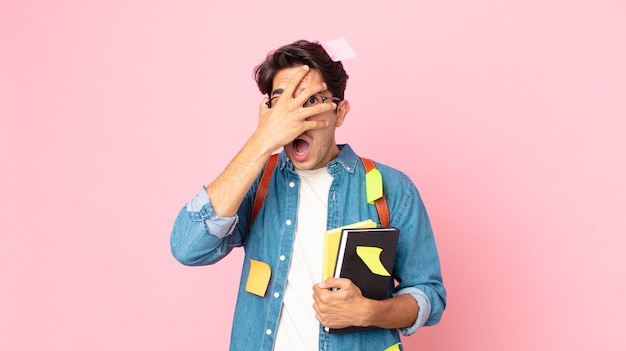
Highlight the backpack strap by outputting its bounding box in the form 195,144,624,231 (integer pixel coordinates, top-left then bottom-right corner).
249,154,390,228
360,157,390,228
250,153,279,230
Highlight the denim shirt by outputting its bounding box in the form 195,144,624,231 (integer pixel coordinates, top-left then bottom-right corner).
171,144,446,351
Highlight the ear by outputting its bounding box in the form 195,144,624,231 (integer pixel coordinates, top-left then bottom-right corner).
334,99,350,127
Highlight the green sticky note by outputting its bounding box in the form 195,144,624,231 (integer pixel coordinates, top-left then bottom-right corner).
365,168,383,204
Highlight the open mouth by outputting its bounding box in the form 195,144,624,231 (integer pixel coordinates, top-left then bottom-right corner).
292,137,310,161
294,138,309,155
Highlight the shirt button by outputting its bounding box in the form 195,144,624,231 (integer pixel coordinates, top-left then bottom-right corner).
274,292,280,298
285,219,292,225
266,329,272,335
289,181,295,188
279,255,286,261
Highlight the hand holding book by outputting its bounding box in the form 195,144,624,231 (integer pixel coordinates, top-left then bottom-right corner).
319,224,400,334
312,276,371,330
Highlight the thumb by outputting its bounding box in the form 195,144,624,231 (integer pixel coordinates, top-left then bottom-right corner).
318,277,346,289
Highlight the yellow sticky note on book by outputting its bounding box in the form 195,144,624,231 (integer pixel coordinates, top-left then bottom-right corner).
356,246,391,276
322,219,377,280
245,259,271,297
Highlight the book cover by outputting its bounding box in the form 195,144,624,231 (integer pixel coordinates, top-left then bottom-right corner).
326,227,400,334
322,219,377,281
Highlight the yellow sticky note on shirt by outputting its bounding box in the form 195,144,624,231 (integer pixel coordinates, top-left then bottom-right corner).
365,168,383,204
356,246,391,276
384,342,402,351
245,259,271,297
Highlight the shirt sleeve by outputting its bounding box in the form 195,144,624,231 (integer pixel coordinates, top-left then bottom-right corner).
393,287,432,337
186,186,238,239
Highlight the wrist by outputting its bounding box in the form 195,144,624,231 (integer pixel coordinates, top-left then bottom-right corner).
361,298,383,327
362,294,419,329
248,130,281,157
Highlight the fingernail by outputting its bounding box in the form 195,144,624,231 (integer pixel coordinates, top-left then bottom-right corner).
303,65,310,71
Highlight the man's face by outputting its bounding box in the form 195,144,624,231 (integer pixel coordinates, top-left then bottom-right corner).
270,67,349,170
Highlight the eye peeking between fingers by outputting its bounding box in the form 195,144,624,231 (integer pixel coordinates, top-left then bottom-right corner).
265,94,342,109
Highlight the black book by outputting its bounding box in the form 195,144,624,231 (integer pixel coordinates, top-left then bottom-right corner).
326,227,400,334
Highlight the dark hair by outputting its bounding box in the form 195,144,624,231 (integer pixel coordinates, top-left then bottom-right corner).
253,40,349,100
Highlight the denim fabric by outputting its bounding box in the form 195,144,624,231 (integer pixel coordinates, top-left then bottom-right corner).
171,144,446,351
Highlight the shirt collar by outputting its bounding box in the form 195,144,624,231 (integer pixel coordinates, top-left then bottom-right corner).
278,144,358,174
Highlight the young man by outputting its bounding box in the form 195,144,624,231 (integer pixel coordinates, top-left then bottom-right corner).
171,40,446,351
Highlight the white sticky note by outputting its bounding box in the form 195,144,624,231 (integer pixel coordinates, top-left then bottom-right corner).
320,37,356,62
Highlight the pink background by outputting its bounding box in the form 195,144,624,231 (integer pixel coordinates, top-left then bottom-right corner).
1,1,625,350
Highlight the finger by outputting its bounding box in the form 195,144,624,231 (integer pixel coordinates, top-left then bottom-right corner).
306,99,337,115
321,277,350,290
302,119,330,132
317,278,341,290
291,82,329,107
313,283,331,300
290,99,336,122
280,65,312,101
259,97,270,111
312,297,322,312
312,284,322,300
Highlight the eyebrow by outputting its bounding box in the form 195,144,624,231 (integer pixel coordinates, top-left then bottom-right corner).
270,88,284,98
270,87,310,98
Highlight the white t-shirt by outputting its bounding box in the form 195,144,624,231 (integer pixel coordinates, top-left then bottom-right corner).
273,167,333,351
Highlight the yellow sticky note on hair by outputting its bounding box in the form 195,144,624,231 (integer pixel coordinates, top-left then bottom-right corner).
356,246,391,276
365,168,383,204
384,342,402,351
245,259,271,297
